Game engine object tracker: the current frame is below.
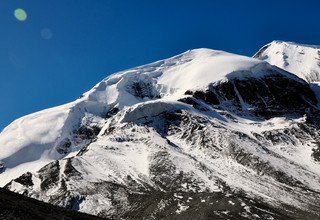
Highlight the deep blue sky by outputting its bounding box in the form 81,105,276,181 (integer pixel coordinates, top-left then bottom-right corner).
1,0,320,130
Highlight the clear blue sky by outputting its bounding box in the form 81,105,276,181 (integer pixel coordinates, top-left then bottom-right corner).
1,0,320,130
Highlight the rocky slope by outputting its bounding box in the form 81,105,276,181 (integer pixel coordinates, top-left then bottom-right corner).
0,187,104,220
2,47,320,219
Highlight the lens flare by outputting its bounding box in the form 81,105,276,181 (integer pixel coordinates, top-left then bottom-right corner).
41,28,53,40
14,8,27,21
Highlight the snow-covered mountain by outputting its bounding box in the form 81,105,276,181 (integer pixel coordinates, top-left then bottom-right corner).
254,40,320,83
2,47,320,219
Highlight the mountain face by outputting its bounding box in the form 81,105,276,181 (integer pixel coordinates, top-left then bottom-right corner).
254,40,320,83
2,47,320,219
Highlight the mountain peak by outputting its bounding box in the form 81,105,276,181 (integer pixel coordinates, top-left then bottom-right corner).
254,40,320,82
0,46,306,186
269,40,320,48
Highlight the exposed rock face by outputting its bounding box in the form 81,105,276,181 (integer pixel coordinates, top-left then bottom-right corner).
187,71,317,118
0,161,5,174
2,47,320,219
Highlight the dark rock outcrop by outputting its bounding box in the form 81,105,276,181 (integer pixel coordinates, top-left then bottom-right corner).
0,187,104,220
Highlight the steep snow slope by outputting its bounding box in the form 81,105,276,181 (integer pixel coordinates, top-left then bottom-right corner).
2,47,320,219
254,40,320,82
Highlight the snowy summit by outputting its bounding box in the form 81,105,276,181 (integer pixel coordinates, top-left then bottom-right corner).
254,40,320,82
0,48,290,186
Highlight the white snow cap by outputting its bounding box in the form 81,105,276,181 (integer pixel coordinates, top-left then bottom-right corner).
254,40,320,82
